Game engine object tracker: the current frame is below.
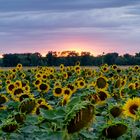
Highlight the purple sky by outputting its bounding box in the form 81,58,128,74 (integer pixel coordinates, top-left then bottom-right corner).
0,0,140,56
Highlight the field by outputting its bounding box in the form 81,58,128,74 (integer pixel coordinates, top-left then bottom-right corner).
0,63,140,140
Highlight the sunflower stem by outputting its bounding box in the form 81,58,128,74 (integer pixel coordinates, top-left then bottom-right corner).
6,133,10,140
132,120,136,140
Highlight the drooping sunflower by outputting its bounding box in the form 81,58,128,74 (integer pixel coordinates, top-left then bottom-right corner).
17,93,34,102
96,76,108,90
123,97,140,119
97,90,110,103
1,121,18,133
19,98,36,114
114,79,122,88
36,98,46,104
110,106,122,118
67,104,94,134
32,102,52,115
102,123,127,139
53,86,64,97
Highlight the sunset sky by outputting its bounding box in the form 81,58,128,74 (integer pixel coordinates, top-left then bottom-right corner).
0,0,140,56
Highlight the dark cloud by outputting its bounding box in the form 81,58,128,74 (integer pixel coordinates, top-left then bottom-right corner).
0,0,139,12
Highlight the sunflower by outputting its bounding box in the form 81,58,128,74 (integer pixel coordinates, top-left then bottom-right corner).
67,84,77,94
0,94,8,105
77,80,86,89
41,74,48,80
1,121,18,133
60,64,65,71
60,95,71,106
75,61,80,66
96,76,108,90
97,90,110,103
6,83,15,94
17,93,34,102
102,66,108,73
33,79,42,87
63,87,72,96
121,79,126,87
119,88,127,99
0,105,7,110
135,81,140,89
14,80,22,88
102,123,127,139
111,64,118,70
53,86,64,97
123,97,140,119
37,82,50,93
35,73,42,79
63,72,68,79
13,87,24,96
6,80,11,85
128,83,136,90
54,81,61,87
11,68,17,73
114,79,122,88
110,106,122,118
33,102,52,115
74,65,81,73
23,85,30,93
19,98,36,114
36,98,46,104
67,105,94,134
16,63,23,70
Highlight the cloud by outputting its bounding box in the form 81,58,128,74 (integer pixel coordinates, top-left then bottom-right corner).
0,0,140,55
0,0,139,12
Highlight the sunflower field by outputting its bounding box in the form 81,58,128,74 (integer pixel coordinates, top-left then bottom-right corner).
0,63,140,140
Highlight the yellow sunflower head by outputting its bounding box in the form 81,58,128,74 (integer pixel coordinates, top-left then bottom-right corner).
37,82,50,93
123,97,140,119
77,79,86,89
53,86,64,97
6,83,15,94
0,94,9,105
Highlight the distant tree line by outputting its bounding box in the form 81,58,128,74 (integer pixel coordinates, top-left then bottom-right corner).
0,51,140,67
